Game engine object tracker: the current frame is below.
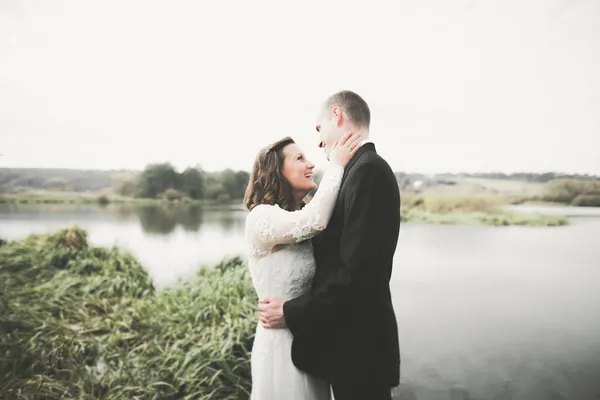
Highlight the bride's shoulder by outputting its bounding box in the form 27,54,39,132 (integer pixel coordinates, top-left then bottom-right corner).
246,203,281,221
248,203,281,213
245,204,282,238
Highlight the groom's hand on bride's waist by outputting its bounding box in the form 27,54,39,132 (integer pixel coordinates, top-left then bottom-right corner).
258,297,287,329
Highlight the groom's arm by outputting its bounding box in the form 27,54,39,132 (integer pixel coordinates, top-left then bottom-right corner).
282,161,384,338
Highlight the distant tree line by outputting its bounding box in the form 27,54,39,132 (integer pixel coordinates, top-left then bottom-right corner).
114,163,250,201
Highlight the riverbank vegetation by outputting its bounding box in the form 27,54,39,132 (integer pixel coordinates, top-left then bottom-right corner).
400,194,569,226
0,193,235,207
540,179,600,207
0,227,256,399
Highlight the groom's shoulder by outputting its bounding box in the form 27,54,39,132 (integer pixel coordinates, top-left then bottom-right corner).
353,148,393,176
343,154,393,193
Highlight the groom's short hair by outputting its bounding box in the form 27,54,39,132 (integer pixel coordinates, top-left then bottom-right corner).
325,90,370,129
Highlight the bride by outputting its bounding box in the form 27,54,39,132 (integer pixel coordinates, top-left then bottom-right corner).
243,132,362,399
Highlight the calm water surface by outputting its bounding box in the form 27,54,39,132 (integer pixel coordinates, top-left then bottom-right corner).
1,203,599,400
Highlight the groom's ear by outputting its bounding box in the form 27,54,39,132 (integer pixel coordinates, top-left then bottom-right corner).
332,106,343,126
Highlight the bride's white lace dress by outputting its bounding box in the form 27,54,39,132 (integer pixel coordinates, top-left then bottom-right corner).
245,164,344,400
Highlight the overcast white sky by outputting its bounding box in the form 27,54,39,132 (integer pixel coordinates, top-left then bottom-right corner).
0,0,598,174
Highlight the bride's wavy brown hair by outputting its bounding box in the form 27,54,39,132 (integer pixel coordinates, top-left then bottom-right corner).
244,136,307,212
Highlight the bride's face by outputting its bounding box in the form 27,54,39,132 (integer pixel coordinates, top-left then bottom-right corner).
281,143,317,195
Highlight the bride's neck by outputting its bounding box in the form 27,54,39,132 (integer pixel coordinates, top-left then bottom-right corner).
293,193,305,210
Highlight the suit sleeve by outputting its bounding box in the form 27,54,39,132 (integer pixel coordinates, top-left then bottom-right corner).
283,162,382,338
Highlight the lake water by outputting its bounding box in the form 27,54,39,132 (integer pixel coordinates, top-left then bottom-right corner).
1,203,599,400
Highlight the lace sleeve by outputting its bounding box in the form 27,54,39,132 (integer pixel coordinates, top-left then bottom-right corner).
246,164,344,255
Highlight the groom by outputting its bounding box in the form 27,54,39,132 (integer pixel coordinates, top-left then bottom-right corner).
258,90,401,399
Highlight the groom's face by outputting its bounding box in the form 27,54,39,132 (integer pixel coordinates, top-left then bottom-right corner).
315,106,344,161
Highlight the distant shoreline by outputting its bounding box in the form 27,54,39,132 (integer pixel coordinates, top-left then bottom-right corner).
0,193,244,209
0,192,571,227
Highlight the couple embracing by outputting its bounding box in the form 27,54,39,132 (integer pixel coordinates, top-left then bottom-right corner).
244,90,401,400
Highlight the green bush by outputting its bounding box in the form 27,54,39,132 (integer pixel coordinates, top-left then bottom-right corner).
162,188,185,202
97,194,111,205
543,179,600,205
0,227,256,399
571,194,600,207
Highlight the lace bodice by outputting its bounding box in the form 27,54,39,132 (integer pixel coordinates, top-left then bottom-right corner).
245,165,344,299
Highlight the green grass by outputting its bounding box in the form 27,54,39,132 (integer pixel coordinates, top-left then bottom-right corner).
0,227,256,399
400,194,569,226
402,209,568,226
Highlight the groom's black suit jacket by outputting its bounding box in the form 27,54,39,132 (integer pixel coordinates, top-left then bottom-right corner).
283,142,401,387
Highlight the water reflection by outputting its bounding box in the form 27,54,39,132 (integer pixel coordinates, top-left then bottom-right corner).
0,203,250,288
134,205,205,234
0,203,247,237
